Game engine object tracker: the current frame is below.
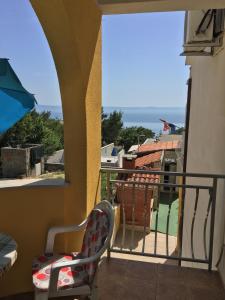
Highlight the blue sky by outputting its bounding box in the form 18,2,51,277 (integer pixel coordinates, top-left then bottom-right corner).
0,1,189,107
103,12,189,107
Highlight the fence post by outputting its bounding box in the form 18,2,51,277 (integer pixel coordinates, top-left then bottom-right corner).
106,171,111,259
178,175,185,266
208,178,218,271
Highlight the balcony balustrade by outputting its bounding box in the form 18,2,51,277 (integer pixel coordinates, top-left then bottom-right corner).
1,168,225,300
101,167,225,271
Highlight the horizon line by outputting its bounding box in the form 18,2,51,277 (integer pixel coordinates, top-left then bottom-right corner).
37,104,185,109
103,105,185,109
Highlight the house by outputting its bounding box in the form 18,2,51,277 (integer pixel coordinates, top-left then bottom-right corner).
1,1,225,299
137,140,182,192
142,138,155,145
116,153,162,229
101,143,124,167
45,149,64,172
159,134,182,142
127,144,138,154
137,140,181,155
1,144,44,178
116,171,159,229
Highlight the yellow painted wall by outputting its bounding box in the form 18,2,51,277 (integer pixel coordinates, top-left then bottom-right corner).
0,0,101,296
0,187,65,296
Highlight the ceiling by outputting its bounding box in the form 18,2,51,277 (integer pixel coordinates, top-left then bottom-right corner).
97,0,225,15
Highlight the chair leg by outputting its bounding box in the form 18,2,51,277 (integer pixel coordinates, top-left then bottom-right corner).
107,245,111,259
89,286,98,300
34,288,48,300
89,272,98,300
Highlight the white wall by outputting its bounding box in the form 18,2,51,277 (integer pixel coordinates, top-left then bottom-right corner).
118,149,125,168
101,143,114,157
183,39,225,282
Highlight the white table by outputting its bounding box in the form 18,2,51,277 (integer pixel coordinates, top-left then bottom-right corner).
0,233,17,278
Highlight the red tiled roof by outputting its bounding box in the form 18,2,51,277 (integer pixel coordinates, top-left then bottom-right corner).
135,151,162,168
138,140,181,153
126,168,160,185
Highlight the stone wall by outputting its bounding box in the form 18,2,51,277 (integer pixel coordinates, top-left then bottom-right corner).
1,147,30,178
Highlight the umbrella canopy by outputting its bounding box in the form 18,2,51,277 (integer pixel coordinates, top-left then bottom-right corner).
0,58,37,134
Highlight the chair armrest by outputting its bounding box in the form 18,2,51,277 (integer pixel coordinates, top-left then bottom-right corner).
52,230,111,270
52,252,100,270
45,219,87,253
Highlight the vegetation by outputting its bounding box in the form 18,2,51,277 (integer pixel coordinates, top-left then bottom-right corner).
101,172,117,200
102,109,123,145
39,171,65,179
175,127,185,134
102,109,155,151
118,126,154,152
0,110,64,156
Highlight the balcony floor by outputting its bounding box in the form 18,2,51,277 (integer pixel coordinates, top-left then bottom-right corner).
1,254,225,300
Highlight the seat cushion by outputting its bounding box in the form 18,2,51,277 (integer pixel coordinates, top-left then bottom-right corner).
32,253,89,291
81,209,109,280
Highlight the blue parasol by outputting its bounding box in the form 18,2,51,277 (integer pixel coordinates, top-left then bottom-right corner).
0,58,37,134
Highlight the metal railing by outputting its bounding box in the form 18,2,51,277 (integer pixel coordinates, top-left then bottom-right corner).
101,167,225,271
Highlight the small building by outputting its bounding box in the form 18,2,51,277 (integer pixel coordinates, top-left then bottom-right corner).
127,144,138,154
137,140,181,156
116,171,159,229
101,143,124,168
159,134,182,142
1,144,44,178
45,149,64,172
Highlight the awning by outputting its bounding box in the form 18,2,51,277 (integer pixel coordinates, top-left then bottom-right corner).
0,58,37,134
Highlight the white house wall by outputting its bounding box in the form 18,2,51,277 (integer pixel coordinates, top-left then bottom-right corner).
183,37,225,283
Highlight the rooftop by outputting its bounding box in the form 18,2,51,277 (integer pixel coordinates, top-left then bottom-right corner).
127,169,160,185
138,140,181,154
135,151,163,168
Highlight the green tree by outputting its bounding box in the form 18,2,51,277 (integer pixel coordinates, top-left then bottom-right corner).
118,126,155,152
101,107,107,121
102,110,123,145
175,127,185,134
0,110,64,156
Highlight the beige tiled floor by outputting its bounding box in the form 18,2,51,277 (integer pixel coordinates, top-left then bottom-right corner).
1,255,225,300
97,256,225,300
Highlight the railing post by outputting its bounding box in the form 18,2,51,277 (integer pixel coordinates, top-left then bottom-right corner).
208,178,218,271
178,174,185,266
106,172,111,203
106,171,111,259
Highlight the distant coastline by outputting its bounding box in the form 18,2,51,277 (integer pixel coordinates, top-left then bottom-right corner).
36,104,185,133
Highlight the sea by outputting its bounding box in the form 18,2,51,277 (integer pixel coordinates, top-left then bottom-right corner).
35,105,185,134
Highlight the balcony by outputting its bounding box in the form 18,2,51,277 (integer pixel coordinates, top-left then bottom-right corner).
1,168,225,299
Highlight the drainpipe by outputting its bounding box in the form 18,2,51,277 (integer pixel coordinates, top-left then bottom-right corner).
183,76,192,174
178,75,192,266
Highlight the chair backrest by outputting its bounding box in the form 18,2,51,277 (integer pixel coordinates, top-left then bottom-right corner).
81,201,114,281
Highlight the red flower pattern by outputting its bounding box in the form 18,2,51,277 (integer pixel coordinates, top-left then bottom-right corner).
32,209,109,291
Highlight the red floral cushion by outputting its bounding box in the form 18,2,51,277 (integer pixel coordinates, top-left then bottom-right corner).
32,253,88,291
81,209,109,280
32,208,110,291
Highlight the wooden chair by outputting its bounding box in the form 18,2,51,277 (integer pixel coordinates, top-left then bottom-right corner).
32,200,114,300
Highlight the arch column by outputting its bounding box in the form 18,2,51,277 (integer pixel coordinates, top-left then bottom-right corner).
31,0,102,250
